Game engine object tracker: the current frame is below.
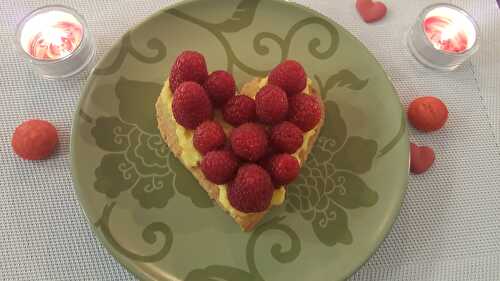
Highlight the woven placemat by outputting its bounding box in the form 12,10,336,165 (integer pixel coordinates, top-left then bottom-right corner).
0,1,498,280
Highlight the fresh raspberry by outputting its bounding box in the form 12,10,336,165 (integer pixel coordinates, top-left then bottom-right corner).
261,144,276,162
268,60,307,96
255,85,288,125
270,121,303,153
408,96,448,132
172,81,213,129
193,121,226,154
230,123,268,162
256,140,277,169
203,70,236,107
12,119,58,160
227,164,274,213
223,95,256,127
268,154,300,185
201,150,239,184
288,93,321,131
257,154,273,175
169,51,208,92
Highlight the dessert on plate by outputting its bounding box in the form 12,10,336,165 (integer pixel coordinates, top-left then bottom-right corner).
155,51,325,231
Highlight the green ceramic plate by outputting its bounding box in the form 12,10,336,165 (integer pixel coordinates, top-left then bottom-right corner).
71,0,409,280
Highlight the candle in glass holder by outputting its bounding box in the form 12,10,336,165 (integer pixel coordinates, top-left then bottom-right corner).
407,4,479,71
16,5,95,79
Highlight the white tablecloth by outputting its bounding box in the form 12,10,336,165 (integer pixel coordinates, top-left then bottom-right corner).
1,1,499,280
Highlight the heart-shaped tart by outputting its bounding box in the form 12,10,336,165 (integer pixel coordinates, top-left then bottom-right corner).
155,51,325,231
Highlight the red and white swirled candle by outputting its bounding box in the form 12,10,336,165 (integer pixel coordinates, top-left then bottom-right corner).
27,21,82,60
20,10,83,60
407,4,478,70
424,16,468,53
422,7,476,54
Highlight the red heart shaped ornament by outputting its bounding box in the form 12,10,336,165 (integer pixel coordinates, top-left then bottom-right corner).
410,143,435,174
356,0,387,23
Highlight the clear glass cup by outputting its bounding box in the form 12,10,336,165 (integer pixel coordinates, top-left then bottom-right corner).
15,5,96,79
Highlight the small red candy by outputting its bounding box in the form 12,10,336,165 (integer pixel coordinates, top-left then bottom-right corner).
12,119,58,160
410,143,435,174
356,0,387,23
408,96,448,132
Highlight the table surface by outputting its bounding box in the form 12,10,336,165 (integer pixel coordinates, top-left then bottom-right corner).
1,1,499,280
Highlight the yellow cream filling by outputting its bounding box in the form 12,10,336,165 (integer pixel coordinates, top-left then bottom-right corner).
159,77,317,214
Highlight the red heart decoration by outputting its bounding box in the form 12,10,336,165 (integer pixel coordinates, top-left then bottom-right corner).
356,0,387,23
410,143,435,174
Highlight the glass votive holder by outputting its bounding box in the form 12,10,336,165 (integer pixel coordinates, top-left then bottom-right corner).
15,5,96,79
407,3,479,71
